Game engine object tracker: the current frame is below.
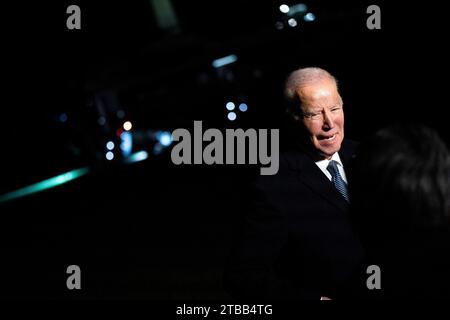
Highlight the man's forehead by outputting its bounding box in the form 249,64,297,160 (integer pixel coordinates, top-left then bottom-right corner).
297,80,338,96
299,88,340,105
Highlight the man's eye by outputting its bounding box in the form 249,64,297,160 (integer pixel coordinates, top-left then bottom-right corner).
303,111,324,120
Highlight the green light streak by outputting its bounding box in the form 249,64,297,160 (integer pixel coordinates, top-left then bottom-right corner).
0,167,90,203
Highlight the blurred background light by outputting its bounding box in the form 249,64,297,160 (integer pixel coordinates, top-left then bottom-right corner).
106,151,114,160
226,102,235,111
275,21,284,30
120,131,133,157
304,12,316,22
289,3,307,15
279,4,289,14
212,54,238,68
116,110,125,119
0,167,90,203
238,103,248,112
59,113,68,123
125,150,149,164
156,131,173,147
98,116,106,126
227,112,237,121
123,121,133,131
153,143,164,155
106,141,115,150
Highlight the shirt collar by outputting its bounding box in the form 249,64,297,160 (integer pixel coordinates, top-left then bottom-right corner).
330,152,344,167
316,152,343,166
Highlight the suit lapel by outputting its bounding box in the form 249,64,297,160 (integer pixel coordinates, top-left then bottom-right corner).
286,141,356,213
295,154,349,213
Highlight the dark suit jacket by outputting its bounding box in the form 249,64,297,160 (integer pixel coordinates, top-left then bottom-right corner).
224,139,364,300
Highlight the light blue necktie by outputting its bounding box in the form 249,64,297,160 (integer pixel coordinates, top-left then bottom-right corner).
327,160,349,202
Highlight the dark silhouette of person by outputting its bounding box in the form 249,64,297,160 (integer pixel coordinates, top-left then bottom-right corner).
349,123,450,299
224,67,364,300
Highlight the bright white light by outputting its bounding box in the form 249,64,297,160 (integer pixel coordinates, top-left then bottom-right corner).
157,131,173,147
239,103,248,112
228,112,237,121
123,121,132,131
106,151,114,161
304,12,316,22
279,4,289,13
288,18,297,27
226,102,235,111
212,54,238,68
106,141,115,150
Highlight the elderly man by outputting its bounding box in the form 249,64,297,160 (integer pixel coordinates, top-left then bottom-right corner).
224,67,363,300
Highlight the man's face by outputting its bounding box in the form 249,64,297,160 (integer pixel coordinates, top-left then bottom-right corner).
297,79,344,159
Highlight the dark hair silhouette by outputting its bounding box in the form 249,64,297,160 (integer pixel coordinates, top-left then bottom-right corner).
349,123,450,298
351,124,450,231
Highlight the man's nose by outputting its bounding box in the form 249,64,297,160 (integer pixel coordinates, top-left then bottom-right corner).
322,110,335,129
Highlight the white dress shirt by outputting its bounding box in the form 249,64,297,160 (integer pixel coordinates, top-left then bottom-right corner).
315,152,348,183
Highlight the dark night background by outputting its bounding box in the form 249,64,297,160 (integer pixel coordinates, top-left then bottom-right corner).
0,0,448,299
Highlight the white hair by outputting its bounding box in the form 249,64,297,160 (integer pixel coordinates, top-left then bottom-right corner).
284,67,339,101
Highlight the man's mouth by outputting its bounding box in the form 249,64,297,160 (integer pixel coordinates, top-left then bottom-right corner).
319,134,336,141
